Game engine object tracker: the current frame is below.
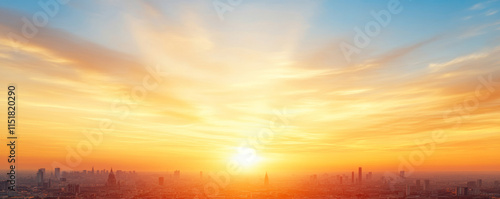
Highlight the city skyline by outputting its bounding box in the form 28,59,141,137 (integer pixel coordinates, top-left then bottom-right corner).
4,165,500,198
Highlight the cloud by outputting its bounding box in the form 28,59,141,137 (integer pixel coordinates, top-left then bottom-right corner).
485,9,498,16
470,3,486,10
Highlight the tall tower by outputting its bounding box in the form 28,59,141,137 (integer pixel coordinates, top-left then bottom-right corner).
358,167,362,184
54,168,60,180
264,172,269,186
107,168,117,186
92,166,94,174
351,171,354,184
36,169,44,186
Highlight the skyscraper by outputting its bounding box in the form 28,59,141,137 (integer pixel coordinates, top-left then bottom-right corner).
351,171,354,184
358,167,362,184
36,169,44,187
457,187,468,196
477,179,482,188
92,166,94,174
54,168,60,180
264,172,269,186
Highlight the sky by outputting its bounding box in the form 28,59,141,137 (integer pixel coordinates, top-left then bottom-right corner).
0,0,500,174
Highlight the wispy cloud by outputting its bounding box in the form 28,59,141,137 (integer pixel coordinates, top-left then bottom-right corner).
485,9,498,16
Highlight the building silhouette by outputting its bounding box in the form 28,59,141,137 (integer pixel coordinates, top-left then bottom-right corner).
67,184,80,194
107,168,117,187
264,172,269,186
36,169,44,187
54,168,60,180
358,167,362,184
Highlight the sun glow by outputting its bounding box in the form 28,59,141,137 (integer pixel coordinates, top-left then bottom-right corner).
231,147,261,169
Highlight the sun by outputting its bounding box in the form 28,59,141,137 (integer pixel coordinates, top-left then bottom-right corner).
231,147,261,169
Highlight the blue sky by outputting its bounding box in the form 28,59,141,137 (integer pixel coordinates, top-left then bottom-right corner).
1,0,499,63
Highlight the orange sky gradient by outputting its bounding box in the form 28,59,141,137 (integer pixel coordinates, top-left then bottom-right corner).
0,1,500,174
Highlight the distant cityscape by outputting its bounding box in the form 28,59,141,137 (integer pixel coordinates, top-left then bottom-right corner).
2,167,500,198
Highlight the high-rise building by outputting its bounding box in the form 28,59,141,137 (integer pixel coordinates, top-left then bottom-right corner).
399,171,405,179
55,168,61,180
358,167,362,184
264,172,269,186
36,169,44,187
159,177,164,186
339,176,343,185
351,172,354,184
457,187,468,196
423,179,430,191
107,168,117,187
92,167,94,174
67,184,80,194
406,184,411,196
416,179,421,187
477,179,482,188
